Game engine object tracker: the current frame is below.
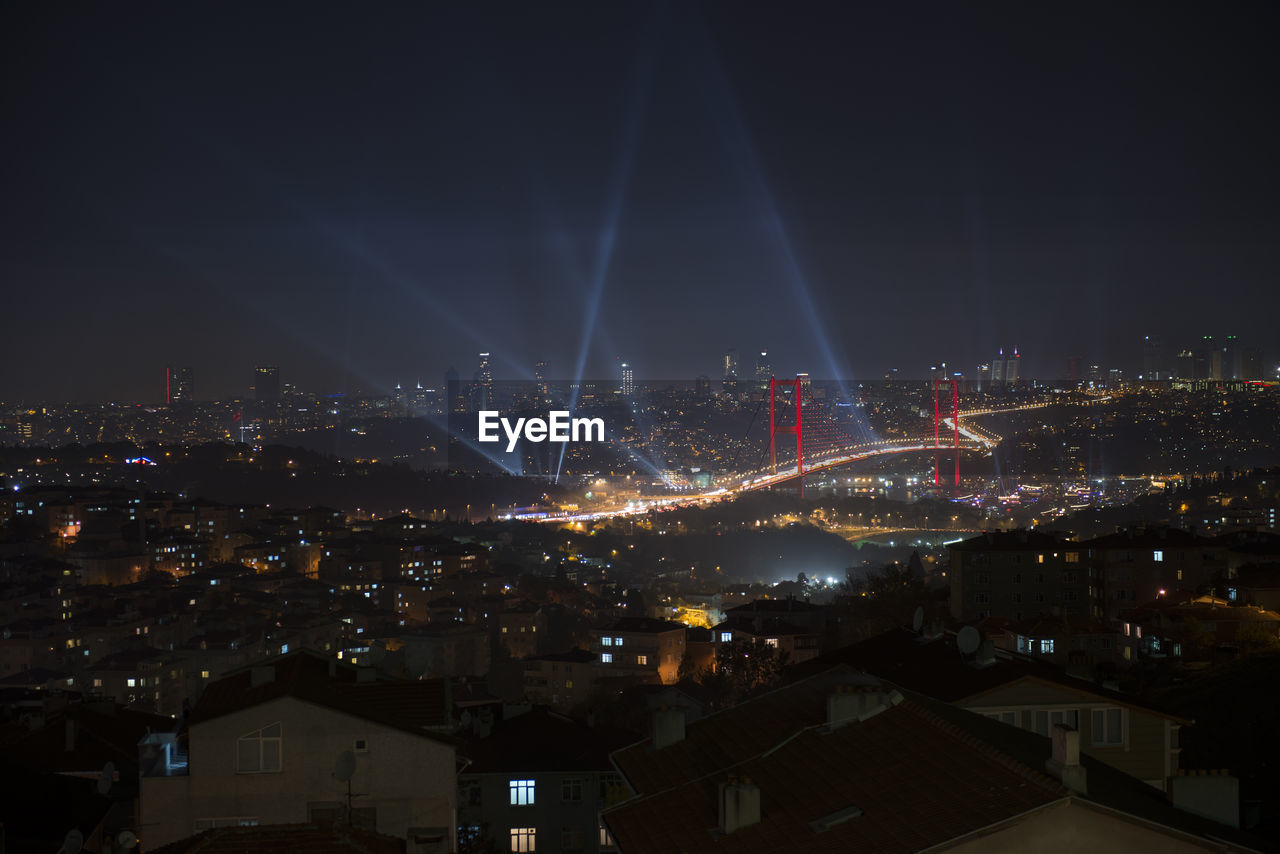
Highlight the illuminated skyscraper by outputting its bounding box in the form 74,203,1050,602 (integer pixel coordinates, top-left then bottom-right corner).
755,350,772,381
253,366,280,401
620,361,634,396
1006,348,1020,384
475,352,493,409
723,348,738,380
1142,335,1165,380
166,366,192,404
534,360,548,398
1223,335,1240,380
989,350,1005,385
988,348,1020,386
1176,349,1194,379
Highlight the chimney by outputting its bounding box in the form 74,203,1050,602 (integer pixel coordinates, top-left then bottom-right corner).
250,665,275,687
65,719,78,752
718,777,761,834
973,639,996,668
825,685,902,730
652,706,686,750
1169,770,1239,828
1045,724,1087,794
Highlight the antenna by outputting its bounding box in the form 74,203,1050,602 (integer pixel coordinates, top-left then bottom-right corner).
956,625,981,656
911,606,924,633
334,750,360,826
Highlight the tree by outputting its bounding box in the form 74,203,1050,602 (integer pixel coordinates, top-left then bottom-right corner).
702,638,789,706
624,587,647,616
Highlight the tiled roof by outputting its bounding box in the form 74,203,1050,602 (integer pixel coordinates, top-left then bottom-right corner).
786,628,1190,723
150,823,406,854
604,617,688,634
1083,527,1215,550
187,649,453,743
725,598,823,614
6,701,175,773
604,668,1067,854
463,707,636,774
947,529,1074,552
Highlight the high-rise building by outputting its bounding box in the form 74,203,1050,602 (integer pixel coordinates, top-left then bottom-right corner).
755,350,772,381
474,353,493,409
1142,335,1165,380
166,366,193,404
620,361,634,396
723,348,738,381
534,360,548,398
1241,347,1263,381
445,366,466,414
253,366,280,401
1223,335,1240,380
1176,350,1194,380
989,348,1020,385
1066,356,1081,386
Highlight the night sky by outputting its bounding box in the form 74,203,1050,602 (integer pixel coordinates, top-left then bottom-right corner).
3,1,1278,401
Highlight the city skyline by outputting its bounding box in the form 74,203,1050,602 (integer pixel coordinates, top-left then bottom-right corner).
3,2,1279,401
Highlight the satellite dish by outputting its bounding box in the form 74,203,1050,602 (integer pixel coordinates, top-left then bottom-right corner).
368,640,387,666
117,831,138,850
911,606,924,633
97,761,115,795
405,646,428,678
334,750,356,783
957,626,981,656
62,829,84,854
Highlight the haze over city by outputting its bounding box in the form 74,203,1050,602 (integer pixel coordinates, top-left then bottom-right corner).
3,2,1278,401
4,4,1280,853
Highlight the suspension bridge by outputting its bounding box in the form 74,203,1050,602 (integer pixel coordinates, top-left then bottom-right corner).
511,377,1087,522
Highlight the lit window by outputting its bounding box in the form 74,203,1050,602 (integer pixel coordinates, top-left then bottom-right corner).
601,637,612,646
510,827,536,852
1039,639,1055,655
127,678,136,687
599,825,615,848
201,670,210,679
614,637,624,647
1153,550,1164,562
236,723,282,773
509,779,535,806
719,631,732,642
601,653,612,663
637,655,648,665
